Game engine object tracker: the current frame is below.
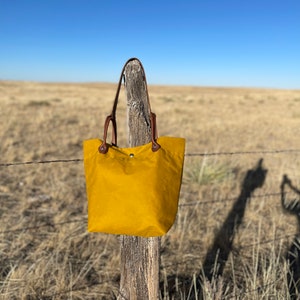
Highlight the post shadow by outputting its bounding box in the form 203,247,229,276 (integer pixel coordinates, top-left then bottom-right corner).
162,159,267,298
201,158,267,282
281,175,300,299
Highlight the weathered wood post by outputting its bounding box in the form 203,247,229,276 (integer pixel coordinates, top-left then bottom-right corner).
117,59,160,299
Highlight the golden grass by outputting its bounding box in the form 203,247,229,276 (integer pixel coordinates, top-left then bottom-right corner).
1,80,300,299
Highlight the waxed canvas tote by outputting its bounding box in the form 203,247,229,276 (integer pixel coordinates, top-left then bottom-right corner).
83,58,185,237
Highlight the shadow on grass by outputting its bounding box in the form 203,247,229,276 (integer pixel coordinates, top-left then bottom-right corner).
162,158,268,299
281,175,300,300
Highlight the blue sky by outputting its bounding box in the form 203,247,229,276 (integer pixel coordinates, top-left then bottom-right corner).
0,0,299,89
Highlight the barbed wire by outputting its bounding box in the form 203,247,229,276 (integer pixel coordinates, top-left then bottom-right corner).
0,188,292,235
185,148,300,157
179,191,287,207
162,231,296,270
1,211,297,251
239,232,296,250
1,148,300,167
0,219,85,234
0,158,82,167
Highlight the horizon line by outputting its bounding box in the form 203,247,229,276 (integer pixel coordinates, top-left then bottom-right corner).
1,79,299,91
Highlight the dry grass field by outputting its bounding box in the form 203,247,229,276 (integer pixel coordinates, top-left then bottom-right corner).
1,80,300,299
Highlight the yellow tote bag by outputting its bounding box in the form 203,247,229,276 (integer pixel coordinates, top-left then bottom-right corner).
83,58,185,237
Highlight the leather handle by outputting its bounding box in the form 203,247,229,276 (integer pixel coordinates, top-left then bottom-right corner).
99,58,161,154
150,113,161,152
98,115,116,154
99,112,160,154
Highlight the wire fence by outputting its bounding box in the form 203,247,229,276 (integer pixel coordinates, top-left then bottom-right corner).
0,147,299,298
1,148,300,167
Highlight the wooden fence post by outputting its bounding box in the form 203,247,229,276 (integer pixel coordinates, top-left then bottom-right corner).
117,59,160,300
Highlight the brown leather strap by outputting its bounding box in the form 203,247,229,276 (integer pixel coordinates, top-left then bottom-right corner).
111,57,152,119
99,58,160,154
98,115,116,154
150,112,160,152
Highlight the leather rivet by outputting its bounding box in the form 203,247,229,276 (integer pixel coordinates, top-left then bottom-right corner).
129,153,134,158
